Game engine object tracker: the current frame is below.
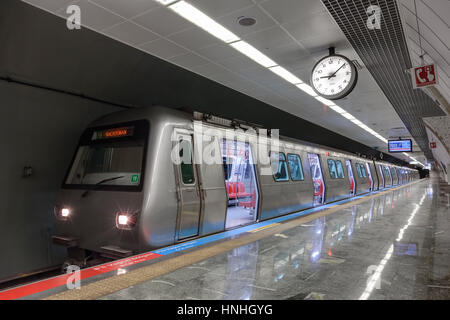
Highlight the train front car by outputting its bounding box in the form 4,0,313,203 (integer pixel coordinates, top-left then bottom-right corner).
52,109,156,267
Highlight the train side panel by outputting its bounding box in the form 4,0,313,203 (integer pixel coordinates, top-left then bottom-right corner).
258,146,314,221
320,155,351,203
140,109,191,250
194,128,228,236
353,160,370,195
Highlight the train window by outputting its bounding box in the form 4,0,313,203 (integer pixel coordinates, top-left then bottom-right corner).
287,154,304,181
327,159,338,179
384,166,390,178
64,119,149,189
65,143,144,186
356,163,363,178
271,152,289,182
361,165,367,178
335,160,345,178
390,167,397,178
179,139,195,185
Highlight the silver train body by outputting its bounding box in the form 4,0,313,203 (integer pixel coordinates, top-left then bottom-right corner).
52,106,420,261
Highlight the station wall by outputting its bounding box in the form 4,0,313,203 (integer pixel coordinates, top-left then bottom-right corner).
0,80,121,281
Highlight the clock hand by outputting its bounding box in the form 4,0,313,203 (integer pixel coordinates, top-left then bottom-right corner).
328,63,346,79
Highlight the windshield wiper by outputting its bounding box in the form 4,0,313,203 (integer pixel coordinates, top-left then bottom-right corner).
81,176,124,198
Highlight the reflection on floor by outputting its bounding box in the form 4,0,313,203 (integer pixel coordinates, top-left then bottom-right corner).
104,175,450,300
225,206,256,229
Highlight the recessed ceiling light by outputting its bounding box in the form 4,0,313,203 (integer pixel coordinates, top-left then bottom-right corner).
237,16,257,27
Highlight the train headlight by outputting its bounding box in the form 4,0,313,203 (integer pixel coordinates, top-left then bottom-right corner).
116,213,136,230
61,208,70,217
118,215,129,225
55,206,71,220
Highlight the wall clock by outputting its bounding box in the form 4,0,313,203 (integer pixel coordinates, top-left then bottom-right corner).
311,48,358,100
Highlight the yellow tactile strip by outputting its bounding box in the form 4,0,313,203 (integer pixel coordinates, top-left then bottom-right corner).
45,180,423,300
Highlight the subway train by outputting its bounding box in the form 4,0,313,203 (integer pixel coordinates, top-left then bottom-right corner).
52,106,420,266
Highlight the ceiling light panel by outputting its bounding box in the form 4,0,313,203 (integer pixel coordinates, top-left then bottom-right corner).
229,41,278,68
155,0,178,5
328,105,346,114
296,84,318,97
315,96,335,106
268,66,303,84
341,112,356,121
168,1,240,44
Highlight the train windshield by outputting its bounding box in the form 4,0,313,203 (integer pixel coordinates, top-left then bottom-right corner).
64,120,148,189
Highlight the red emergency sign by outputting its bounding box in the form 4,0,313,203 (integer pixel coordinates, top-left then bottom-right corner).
412,64,437,89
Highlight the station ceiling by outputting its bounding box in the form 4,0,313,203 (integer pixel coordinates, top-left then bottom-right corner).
15,0,446,166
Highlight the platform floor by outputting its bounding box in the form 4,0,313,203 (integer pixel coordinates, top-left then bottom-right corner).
100,178,450,300
225,206,256,229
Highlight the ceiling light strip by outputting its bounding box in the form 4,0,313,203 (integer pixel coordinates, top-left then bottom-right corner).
229,41,278,68
296,83,318,97
165,1,240,44
268,66,303,84
402,152,424,167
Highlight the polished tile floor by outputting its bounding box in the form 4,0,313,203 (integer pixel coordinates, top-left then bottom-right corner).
104,177,450,300
225,206,256,229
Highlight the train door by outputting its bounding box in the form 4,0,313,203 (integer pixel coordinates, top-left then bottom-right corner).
365,163,374,191
390,167,398,185
174,132,202,240
307,153,325,206
378,165,385,188
399,168,404,184
346,160,356,196
384,166,392,186
222,140,259,229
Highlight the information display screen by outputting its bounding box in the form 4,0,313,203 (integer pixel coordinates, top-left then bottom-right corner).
388,139,412,153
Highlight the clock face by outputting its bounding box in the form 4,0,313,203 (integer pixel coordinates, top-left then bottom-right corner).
311,54,358,100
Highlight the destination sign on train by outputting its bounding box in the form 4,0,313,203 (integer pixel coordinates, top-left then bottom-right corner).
92,126,134,140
